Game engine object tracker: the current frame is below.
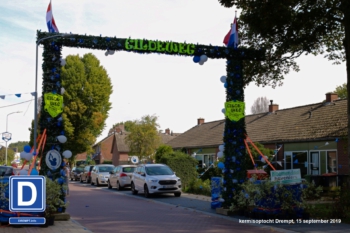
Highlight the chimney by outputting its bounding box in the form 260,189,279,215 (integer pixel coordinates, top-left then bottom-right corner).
269,100,279,113
325,93,338,102
165,128,170,135
197,118,205,125
115,124,125,134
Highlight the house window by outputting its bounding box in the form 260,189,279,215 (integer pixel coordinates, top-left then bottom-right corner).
327,151,337,173
309,152,320,175
284,151,307,178
309,150,337,175
195,154,215,168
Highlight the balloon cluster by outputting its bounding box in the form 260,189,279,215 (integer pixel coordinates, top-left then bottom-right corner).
217,144,224,159
20,145,33,162
210,177,223,209
220,75,228,114
193,55,208,65
56,135,72,159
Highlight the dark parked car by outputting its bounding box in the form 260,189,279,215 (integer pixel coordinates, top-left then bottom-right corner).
70,166,84,181
0,166,15,176
80,165,94,183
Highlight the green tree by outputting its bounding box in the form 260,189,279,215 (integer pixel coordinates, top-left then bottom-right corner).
218,0,350,178
0,147,14,165
125,115,161,161
8,141,29,153
60,53,113,156
334,83,347,98
154,144,173,163
248,142,274,159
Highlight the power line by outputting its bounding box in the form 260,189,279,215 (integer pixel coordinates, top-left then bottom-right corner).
0,100,33,108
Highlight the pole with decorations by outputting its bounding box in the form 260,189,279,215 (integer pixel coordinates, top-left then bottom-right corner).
218,12,249,208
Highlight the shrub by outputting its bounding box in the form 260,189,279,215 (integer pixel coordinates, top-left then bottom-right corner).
230,177,316,214
159,151,198,190
301,180,323,200
102,160,112,164
329,183,350,218
45,177,69,218
154,145,173,163
185,178,211,196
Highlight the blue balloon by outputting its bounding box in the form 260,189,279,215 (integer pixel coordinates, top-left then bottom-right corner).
193,56,200,63
57,177,64,185
60,169,66,176
24,145,31,153
217,162,225,169
30,169,39,176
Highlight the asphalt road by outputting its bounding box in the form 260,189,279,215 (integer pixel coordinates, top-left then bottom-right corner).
66,181,290,233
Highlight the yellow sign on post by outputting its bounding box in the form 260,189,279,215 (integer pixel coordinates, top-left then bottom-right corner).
44,93,63,118
225,100,245,121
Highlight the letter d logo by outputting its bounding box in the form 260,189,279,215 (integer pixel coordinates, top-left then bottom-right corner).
9,176,46,212
18,182,37,206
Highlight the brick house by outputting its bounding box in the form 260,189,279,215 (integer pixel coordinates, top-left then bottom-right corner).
91,133,114,164
166,93,348,181
75,152,87,165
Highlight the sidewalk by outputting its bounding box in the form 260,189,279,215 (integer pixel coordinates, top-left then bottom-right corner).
0,218,92,233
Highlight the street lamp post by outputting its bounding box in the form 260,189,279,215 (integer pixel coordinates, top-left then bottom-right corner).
3,111,22,165
34,33,75,158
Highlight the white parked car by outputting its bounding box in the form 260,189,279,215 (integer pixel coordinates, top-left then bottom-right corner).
131,164,182,198
108,165,137,190
90,164,115,186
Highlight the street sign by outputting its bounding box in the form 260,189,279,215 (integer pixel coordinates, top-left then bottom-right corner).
2,132,12,142
270,169,301,184
9,176,46,212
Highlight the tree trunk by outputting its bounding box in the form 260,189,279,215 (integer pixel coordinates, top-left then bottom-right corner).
343,1,350,186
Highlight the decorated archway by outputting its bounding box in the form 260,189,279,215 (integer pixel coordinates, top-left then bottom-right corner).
36,30,265,207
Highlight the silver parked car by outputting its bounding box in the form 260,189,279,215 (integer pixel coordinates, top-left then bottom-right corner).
108,165,137,190
90,164,115,186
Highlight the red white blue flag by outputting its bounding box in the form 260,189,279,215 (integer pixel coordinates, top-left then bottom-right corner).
46,0,59,33
223,15,239,48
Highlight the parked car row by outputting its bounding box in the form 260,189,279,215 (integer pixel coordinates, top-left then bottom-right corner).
70,166,84,181
76,163,182,198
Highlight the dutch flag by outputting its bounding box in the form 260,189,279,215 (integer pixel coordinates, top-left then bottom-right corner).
223,15,239,48
46,0,59,33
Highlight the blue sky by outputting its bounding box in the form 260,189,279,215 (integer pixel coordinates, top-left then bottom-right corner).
0,0,346,145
